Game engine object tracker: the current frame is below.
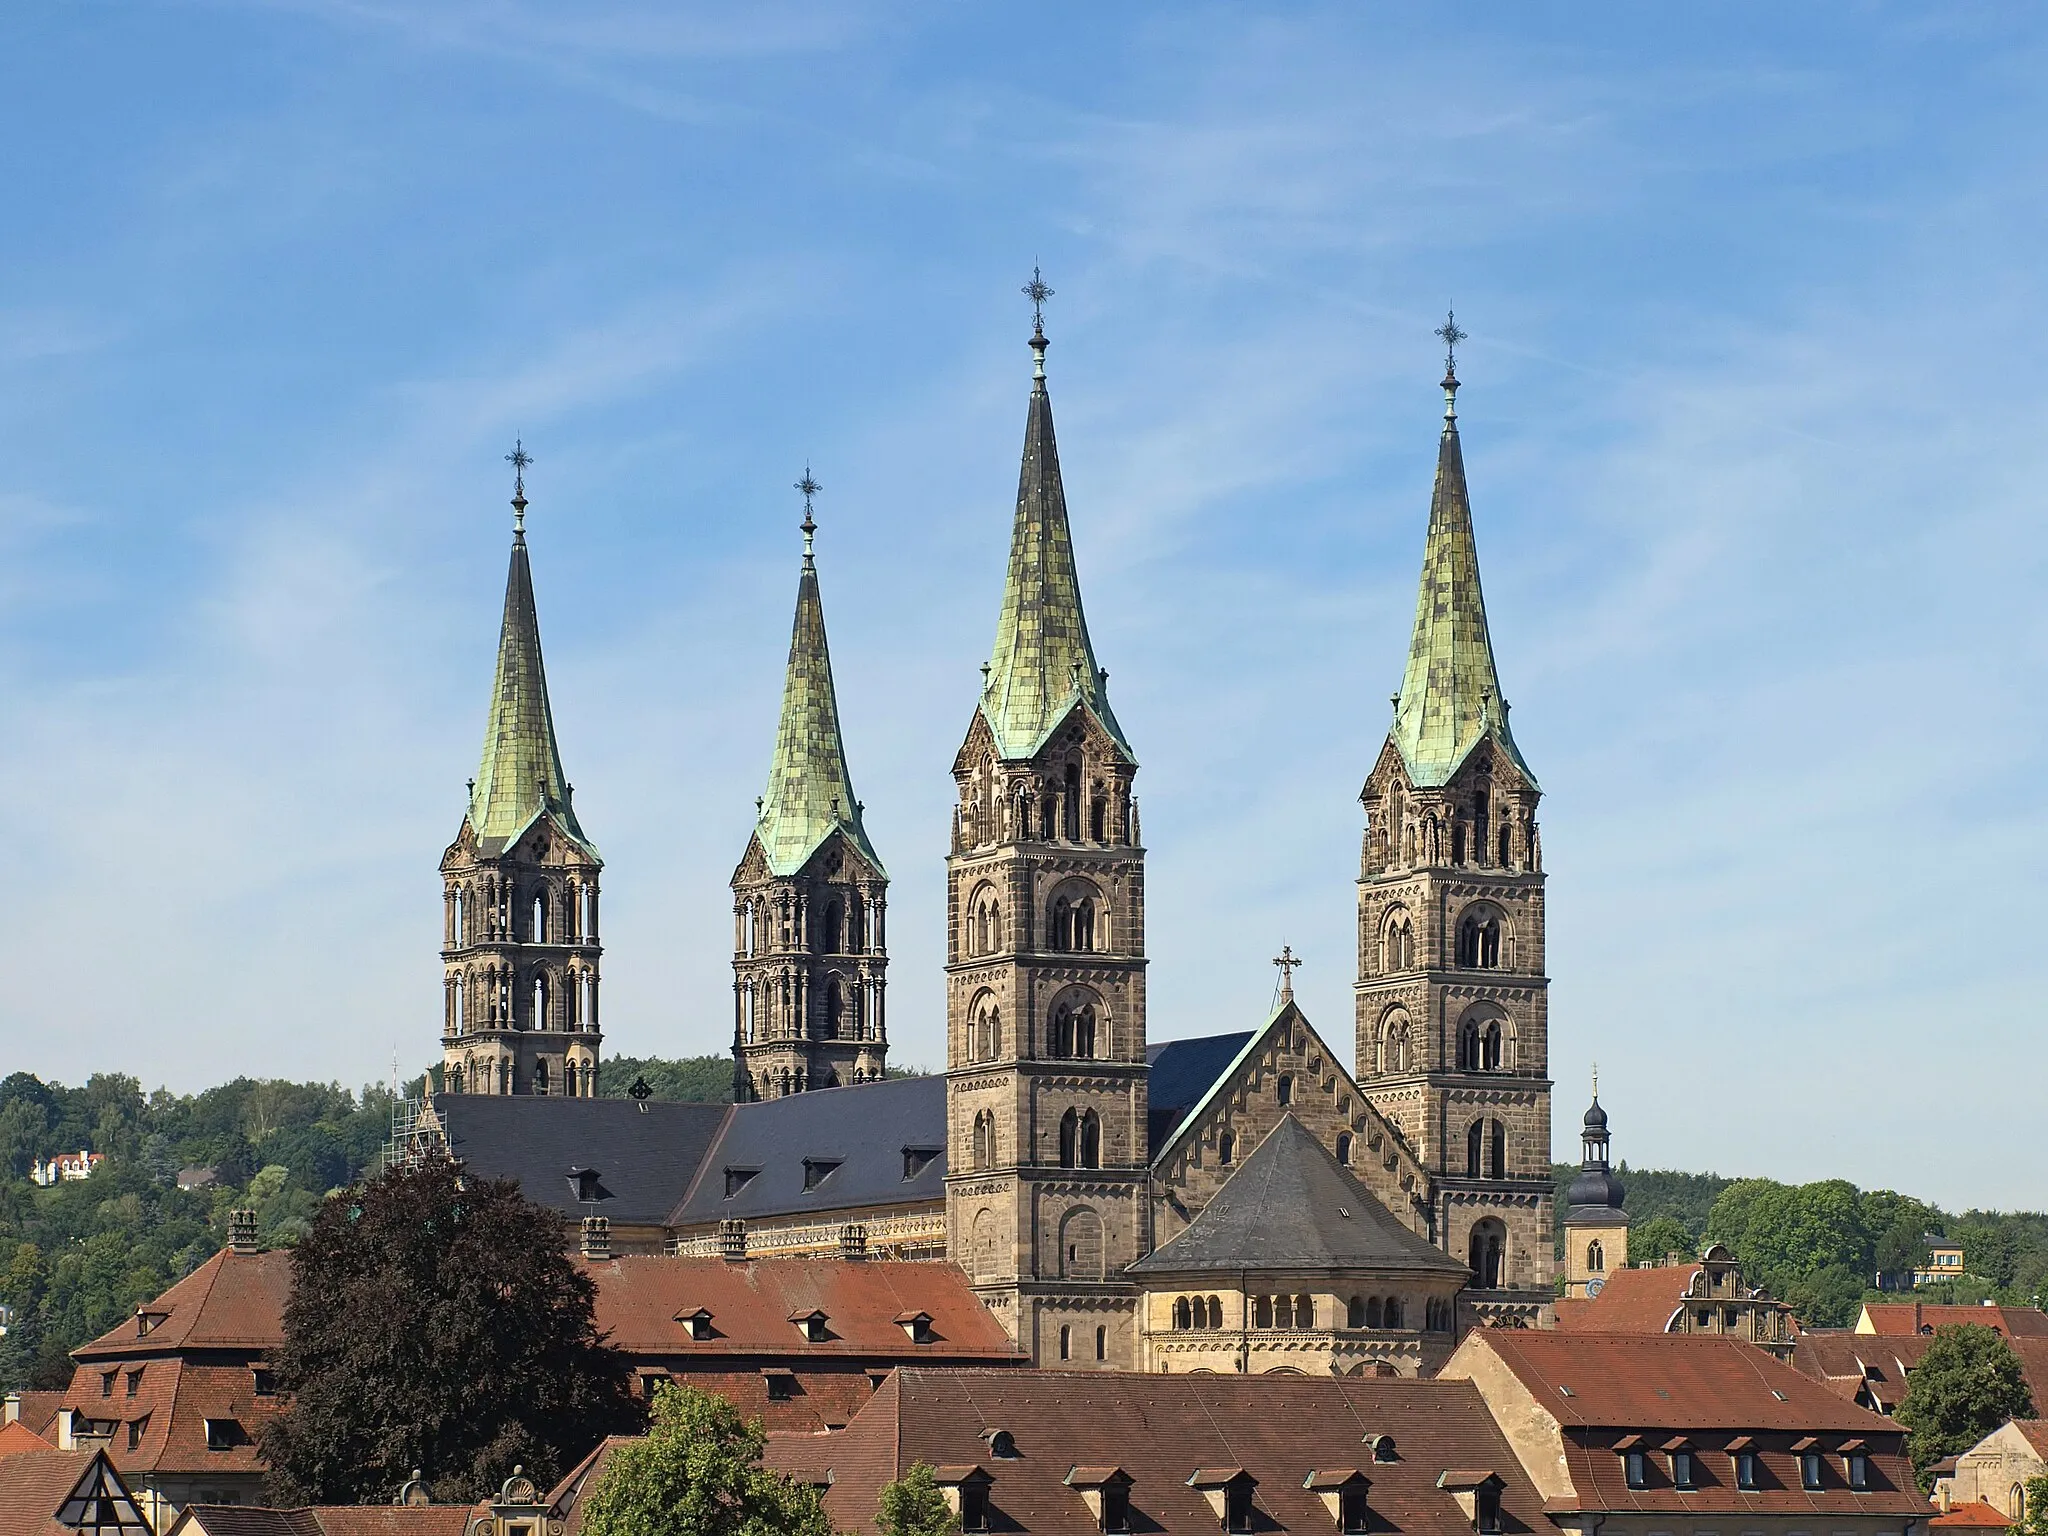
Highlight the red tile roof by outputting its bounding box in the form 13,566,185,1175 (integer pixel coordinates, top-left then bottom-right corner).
1467,1331,1894,1432
74,1248,293,1361
765,1368,1547,1536
0,1420,53,1458
0,1447,148,1536
1861,1305,2048,1339
581,1257,1022,1361
5,1393,66,1439
58,1358,280,1478
171,1510,473,1536
2012,1420,2048,1460
1795,1333,2048,1418
1932,1501,2015,1530
1551,1267,1695,1335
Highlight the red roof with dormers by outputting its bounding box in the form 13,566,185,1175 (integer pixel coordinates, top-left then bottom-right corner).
73,1248,292,1362
1860,1304,2048,1338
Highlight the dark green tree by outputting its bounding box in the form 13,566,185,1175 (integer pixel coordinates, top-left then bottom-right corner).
258,1157,639,1504
1630,1216,1693,1268
1895,1324,2036,1490
877,1462,960,1536
580,1382,831,1536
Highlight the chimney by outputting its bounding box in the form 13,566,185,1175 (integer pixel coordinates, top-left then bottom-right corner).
579,1216,611,1262
839,1223,868,1262
227,1210,260,1256
718,1219,748,1263
3,1392,18,1424
57,1409,77,1451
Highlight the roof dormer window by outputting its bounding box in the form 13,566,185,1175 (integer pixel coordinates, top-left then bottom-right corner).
896,1310,936,1344
903,1147,940,1180
724,1167,758,1199
677,1307,714,1341
802,1158,841,1192
789,1308,830,1343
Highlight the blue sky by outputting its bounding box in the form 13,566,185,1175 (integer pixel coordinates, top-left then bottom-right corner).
1,4,2042,1208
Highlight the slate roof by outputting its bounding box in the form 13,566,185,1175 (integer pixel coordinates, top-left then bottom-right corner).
466,518,593,858
767,1368,1549,1536
670,1076,945,1226
750,530,883,879
976,325,1131,762
431,1094,729,1226
579,1257,1020,1361
1145,1032,1252,1156
1388,375,1534,789
74,1248,292,1361
1129,1114,1466,1278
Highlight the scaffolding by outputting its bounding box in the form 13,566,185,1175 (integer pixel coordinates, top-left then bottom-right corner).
380,1094,447,1173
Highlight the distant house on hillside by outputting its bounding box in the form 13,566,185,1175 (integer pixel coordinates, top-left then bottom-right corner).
1914,1243,1967,1288
30,1150,103,1186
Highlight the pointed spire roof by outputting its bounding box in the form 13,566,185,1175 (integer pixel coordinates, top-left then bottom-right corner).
979,280,1132,762
1129,1114,1467,1277
1389,320,1535,789
754,489,883,879
468,461,594,857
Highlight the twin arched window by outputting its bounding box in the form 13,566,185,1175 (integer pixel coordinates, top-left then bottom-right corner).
1586,1238,1606,1274
1456,1015,1509,1072
1345,1295,1403,1329
966,889,1002,957
1380,1014,1411,1074
1050,895,1098,952
1049,997,1098,1059
1465,1118,1507,1180
1058,1108,1101,1169
1469,1219,1507,1289
971,999,1002,1062
1456,905,1504,968
1383,910,1414,972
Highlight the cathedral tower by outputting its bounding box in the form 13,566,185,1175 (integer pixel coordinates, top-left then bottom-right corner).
440,448,603,1096
1355,321,1555,1323
945,276,1147,1366
730,475,889,1100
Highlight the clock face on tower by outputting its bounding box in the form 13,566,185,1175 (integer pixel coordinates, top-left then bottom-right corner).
1586,1276,1605,1298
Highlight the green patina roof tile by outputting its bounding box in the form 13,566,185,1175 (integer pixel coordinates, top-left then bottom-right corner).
469,529,595,856
1390,405,1535,789
754,550,883,879
979,350,1132,762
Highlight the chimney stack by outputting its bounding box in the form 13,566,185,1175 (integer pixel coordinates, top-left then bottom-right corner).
227,1210,260,1256
579,1216,611,1262
3,1393,19,1425
839,1223,868,1261
718,1219,748,1263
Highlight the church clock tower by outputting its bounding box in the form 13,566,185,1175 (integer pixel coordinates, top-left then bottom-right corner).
730,474,889,1101
1355,321,1555,1324
440,447,603,1097
945,275,1147,1367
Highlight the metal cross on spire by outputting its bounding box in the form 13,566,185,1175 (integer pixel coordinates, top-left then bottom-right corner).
1023,265,1053,336
1435,310,1467,422
506,439,533,533
795,465,821,562
1272,944,1301,1004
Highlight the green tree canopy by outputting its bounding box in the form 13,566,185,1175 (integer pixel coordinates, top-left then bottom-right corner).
1895,1324,2036,1490
259,1157,639,1504
877,1463,960,1536
1629,1216,1693,1268
2015,1474,2048,1536
580,1382,832,1536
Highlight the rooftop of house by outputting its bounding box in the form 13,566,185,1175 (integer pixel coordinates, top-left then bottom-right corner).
1463,1330,1900,1434
1858,1303,2048,1338
0,1419,54,1458
4,1392,67,1440
577,1256,1023,1361
430,1093,730,1228
1794,1332,2048,1418
169,1506,476,1536
0,1447,152,1535
1129,1114,1465,1279
1931,1502,2016,1530
58,1357,279,1479
766,1368,1548,1536
74,1248,292,1361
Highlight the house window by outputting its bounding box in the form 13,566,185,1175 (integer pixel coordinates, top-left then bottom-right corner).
252,1369,275,1396
1340,1486,1370,1534
1476,1486,1502,1534
100,1371,115,1398
903,1148,939,1180
1624,1452,1648,1489
1336,1132,1352,1166
961,1483,991,1533
204,1418,242,1451
1847,1454,1869,1491
1801,1454,1823,1490
127,1415,148,1451
1225,1480,1255,1533
1586,1239,1604,1273
1671,1452,1695,1490
766,1373,797,1401
1102,1481,1131,1533
1060,1326,1072,1360
802,1159,840,1191
124,1369,142,1399
1734,1453,1757,1491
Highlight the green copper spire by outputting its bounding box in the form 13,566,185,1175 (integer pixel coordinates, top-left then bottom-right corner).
754,473,884,878
1389,318,1535,789
468,450,594,854
979,273,1132,762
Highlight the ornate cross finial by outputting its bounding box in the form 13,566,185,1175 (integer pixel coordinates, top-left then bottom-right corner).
1023,265,1053,336
1435,310,1467,423
1591,1061,1599,1101
1272,944,1301,1003
505,439,533,533
795,465,820,561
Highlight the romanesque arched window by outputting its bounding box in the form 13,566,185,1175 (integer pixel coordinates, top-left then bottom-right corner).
1382,909,1414,972
1075,897,1095,952
1383,1296,1401,1329
1052,897,1073,951
1489,1119,1507,1180
1469,1219,1506,1289
1456,905,1503,968
1276,1075,1293,1107
1217,1130,1235,1167
1336,1132,1352,1166
1482,1019,1504,1071
532,972,550,1032
1381,1013,1410,1073
1049,991,1100,1059
1458,1021,1481,1072
1081,1110,1100,1169
1204,1296,1221,1329
531,890,548,945
1174,1297,1191,1330
973,1110,995,1171
1059,1109,1079,1169
1466,1118,1484,1178
1348,1296,1365,1328
822,975,844,1040
1587,1238,1605,1274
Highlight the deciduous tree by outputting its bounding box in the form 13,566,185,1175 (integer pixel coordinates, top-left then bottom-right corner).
877,1462,960,1536
1895,1324,2036,1490
259,1157,638,1504
580,1382,831,1536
